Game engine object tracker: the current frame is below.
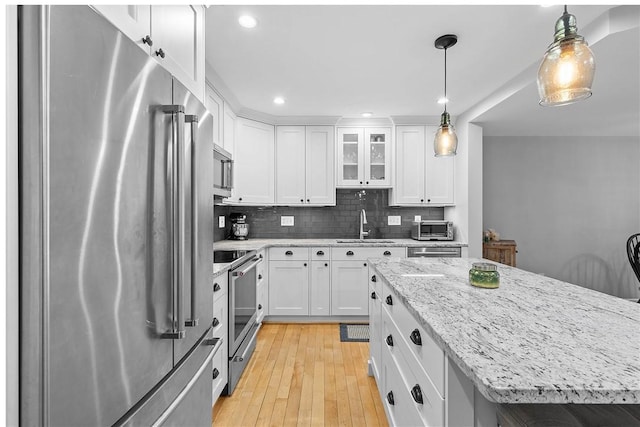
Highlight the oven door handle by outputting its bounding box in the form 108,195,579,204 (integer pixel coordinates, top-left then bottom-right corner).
233,325,259,362
232,257,261,277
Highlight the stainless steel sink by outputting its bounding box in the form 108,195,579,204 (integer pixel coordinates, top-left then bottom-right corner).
336,239,396,244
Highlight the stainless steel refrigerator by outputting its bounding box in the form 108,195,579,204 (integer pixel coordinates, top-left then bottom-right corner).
19,6,216,426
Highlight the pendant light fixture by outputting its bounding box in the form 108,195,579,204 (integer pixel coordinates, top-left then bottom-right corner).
537,5,595,106
434,34,458,157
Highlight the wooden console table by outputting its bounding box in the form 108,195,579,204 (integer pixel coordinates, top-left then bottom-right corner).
483,240,517,267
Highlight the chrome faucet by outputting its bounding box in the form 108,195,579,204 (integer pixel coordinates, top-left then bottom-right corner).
359,209,369,240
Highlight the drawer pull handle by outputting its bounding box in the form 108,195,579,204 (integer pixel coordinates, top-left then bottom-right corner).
386,391,395,405
285,250,293,256
385,295,393,306
371,275,377,282
317,250,325,256
371,292,377,300
213,283,221,292
346,250,354,256
410,329,422,346
212,368,220,379
411,384,424,404
212,318,220,327
385,334,393,347
383,250,391,256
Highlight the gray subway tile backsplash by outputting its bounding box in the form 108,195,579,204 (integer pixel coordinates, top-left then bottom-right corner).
213,189,443,241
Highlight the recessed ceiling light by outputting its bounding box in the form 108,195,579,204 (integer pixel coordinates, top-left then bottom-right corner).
437,97,449,104
273,96,285,105
361,112,373,118
238,15,257,29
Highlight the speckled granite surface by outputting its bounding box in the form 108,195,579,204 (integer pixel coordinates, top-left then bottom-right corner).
369,257,640,404
213,238,467,251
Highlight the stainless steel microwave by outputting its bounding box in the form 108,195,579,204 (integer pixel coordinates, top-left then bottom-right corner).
411,220,454,241
213,144,233,198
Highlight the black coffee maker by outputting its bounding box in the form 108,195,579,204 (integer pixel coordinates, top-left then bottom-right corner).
229,212,249,240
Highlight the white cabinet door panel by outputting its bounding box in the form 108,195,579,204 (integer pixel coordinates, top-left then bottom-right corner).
276,126,306,205
205,84,224,148
269,261,309,316
310,261,331,316
395,126,425,204
233,118,275,204
306,126,335,205
331,261,369,316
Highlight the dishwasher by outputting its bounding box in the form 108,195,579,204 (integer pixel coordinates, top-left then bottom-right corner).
407,246,461,258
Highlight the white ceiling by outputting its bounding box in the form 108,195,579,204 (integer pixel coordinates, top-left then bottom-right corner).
205,5,639,137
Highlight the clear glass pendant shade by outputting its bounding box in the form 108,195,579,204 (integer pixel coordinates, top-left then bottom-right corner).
434,112,458,156
537,8,595,106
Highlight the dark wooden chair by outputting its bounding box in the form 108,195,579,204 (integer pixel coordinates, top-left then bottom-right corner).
626,233,640,303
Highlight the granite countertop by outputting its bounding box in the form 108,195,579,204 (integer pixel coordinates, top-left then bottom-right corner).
368,257,640,405
213,238,467,252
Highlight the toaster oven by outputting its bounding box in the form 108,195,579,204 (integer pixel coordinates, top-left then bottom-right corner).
411,220,454,241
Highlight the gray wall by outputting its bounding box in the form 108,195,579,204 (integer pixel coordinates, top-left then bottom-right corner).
483,136,640,299
214,189,444,241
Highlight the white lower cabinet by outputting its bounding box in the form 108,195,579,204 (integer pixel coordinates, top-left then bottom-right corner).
370,267,474,426
331,260,369,315
310,259,331,316
212,274,228,405
268,260,309,316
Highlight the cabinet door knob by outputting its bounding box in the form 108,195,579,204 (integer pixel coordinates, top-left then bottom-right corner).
324,263,328,267
386,295,393,306
411,385,424,404
420,199,424,203
212,368,220,379
317,250,325,256
386,334,393,347
285,250,293,256
307,199,310,202
155,48,165,58
386,391,395,405
366,181,369,185
258,304,262,310
303,263,307,267
427,199,431,203
360,181,363,184
410,329,422,346
363,262,367,267
239,197,243,201
300,199,304,202
383,250,391,256
212,317,220,327
371,275,377,282
258,274,263,280
371,291,377,300
213,283,221,292
346,250,354,256
142,35,153,46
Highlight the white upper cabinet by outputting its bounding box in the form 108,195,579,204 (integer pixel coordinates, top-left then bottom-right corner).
275,125,335,206
229,118,275,205
337,127,391,187
222,102,236,156
205,84,224,148
92,5,205,101
392,125,454,206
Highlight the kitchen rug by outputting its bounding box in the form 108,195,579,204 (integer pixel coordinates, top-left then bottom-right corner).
339,323,369,342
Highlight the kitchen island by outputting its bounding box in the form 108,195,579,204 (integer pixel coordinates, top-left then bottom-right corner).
368,257,640,426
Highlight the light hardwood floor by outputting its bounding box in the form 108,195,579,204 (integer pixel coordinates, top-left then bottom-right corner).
212,323,388,427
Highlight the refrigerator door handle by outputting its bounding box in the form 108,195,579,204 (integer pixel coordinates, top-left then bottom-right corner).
161,104,186,340
185,114,199,328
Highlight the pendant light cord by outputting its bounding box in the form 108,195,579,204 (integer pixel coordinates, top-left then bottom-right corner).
443,47,448,113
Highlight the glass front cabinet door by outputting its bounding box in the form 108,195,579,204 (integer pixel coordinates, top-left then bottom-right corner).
337,127,391,187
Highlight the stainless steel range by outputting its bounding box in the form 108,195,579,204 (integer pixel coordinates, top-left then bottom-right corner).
214,249,262,395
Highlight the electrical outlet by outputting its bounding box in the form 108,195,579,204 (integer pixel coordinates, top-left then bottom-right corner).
388,215,401,226
218,216,225,228
414,215,421,222
281,216,294,226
